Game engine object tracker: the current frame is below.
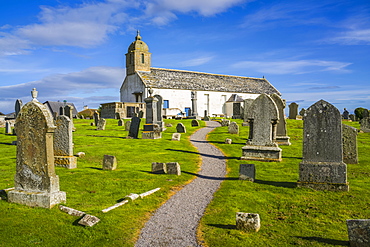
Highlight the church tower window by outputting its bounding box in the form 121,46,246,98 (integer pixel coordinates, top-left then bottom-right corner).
141,53,145,63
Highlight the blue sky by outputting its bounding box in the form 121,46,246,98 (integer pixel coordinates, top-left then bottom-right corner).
0,0,369,115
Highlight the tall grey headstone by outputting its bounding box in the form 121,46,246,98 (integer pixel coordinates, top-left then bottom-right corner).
176,123,186,133
342,124,358,164
144,95,158,124
96,118,106,130
8,89,66,208
288,102,298,119
228,121,239,135
360,117,370,133
128,117,141,138
154,94,164,129
5,121,12,134
241,94,282,162
93,111,100,127
243,99,254,123
191,91,198,117
54,115,77,169
15,99,23,118
124,120,131,131
239,164,255,181
298,100,348,191
271,94,291,145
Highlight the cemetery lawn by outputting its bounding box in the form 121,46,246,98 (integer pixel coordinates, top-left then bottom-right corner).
0,119,205,247
200,119,369,246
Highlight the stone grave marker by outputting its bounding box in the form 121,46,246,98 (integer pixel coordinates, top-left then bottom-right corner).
191,119,199,127
236,212,260,232
363,109,369,119
5,121,11,134
239,164,255,181
128,117,141,138
96,118,106,130
346,219,370,247
116,112,121,119
360,117,370,133
124,120,131,131
190,91,198,118
342,124,358,164
172,133,181,141
166,162,181,175
228,121,239,134
221,119,230,127
299,108,306,118
118,119,124,126
298,100,349,191
54,115,77,169
78,214,100,227
176,123,186,133
15,99,23,118
93,111,100,127
349,114,356,121
8,89,66,208
241,94,282,162
225,138,232,144
154,94,164,129
243,99,255,122
144,90,158,124
152,162,167,174
271,94,291,145
103,155,117,170
288,102,298,119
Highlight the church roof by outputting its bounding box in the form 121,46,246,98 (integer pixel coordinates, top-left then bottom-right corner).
137,68,281,95
226,94,244,102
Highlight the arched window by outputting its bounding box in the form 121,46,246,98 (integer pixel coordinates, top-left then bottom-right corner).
141,53,145,63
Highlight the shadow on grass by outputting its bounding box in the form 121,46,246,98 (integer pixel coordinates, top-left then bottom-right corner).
182,171,238,181
87,135,124,139
207,224,236,229
207,140,246,145
254,179,296,188
88,167,103,170
0,142,15,146
166,148,239,160
295,236,348,246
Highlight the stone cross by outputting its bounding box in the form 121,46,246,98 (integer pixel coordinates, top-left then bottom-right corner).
298,100,348,191
54,115,77,169
241,94,282,162
288,102,298,119
271,94,291,145
8,93,66,208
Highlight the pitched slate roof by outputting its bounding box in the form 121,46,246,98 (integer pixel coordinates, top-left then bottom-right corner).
227,94,244,102
43,101,78,117
137,68,281,95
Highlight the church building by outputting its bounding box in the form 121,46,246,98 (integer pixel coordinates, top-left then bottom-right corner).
116,31,280,118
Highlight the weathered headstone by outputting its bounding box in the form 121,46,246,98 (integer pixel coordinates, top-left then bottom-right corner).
349,114,356,121
93,111,100,127
191,91,198,118
172,133,181,141
299,108,306,118
142,123,161,139
346,219,370,247
236,212,260,232
239,164,255,181
152,162,167,174
241,94,282,162
363,110,369,119
271,94,291,145
78,214,100,227
128,116,141,138
166,162,181,175
96,118,106,130
144,90,158,124
342,108,349,120
8,88,66,208
15,99,23,118
228,121,239,135
103,155,117,170
297,100,349,191
54,115,77,169
191,119,200,127
360,117,370,133
5,121,12,134
118,119,124,126
154,94,164,129
225,138,232,144
221,119,230,127
342,124,358,164
243,99,255,122
124,120,131,131
115,112,121,119
288,102,298,119
176,123,186,133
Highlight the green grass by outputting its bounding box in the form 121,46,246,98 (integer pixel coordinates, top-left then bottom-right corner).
1,118,368,246
199,119,370,246
0,119,204,247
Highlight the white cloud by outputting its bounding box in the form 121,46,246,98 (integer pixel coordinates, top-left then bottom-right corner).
180,55,214,67
330,28,370,45
232,60,352,75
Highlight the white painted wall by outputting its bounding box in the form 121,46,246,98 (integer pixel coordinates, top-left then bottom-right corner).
120,74,145,102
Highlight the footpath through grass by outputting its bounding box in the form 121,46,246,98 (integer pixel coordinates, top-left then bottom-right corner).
0,119,204,247
200,119,370,246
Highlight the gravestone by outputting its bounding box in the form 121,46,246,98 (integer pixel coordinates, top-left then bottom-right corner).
342,124,358,164
349,114,356,121
8,88,66,208
360,117,370,133
15,99,23,118
346,219,370,247
288,102,298,119
118,119,124,126
176,123,186,133
221,119,230,127
93,111,100,127
116,112,121,119
144,91,158,124
299,108,306,118
342,108,349,120
96,118,106,130
142,124,161,139
190,91,198,118
363,110,369,119
232,102,243,119
128,117,141,138
241,94,282,162
236,212,260,232
54,115,77,169
152,162,167,174
228,121,239,135
191,119,200,127
225,138,232,144
239,164,255,181
5,121,12,134
124,121,131,131
297,100,349,191
166,162,181,175
172,133,181,141
154,94,164,129
243,99,255,123
271,94,291,145
103,155,117,170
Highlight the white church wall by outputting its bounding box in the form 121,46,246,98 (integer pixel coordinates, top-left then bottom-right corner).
120,74,145,102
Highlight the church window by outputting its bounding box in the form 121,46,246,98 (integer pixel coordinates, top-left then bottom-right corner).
130,53,133,64
141,53,145,63
164,100,169,109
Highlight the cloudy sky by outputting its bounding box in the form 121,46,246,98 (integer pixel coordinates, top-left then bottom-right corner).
1,0,369,114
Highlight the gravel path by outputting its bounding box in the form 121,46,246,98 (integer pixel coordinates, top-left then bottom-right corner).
135,121,226,247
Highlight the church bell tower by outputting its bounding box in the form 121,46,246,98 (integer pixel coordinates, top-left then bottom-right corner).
126,31,151,76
